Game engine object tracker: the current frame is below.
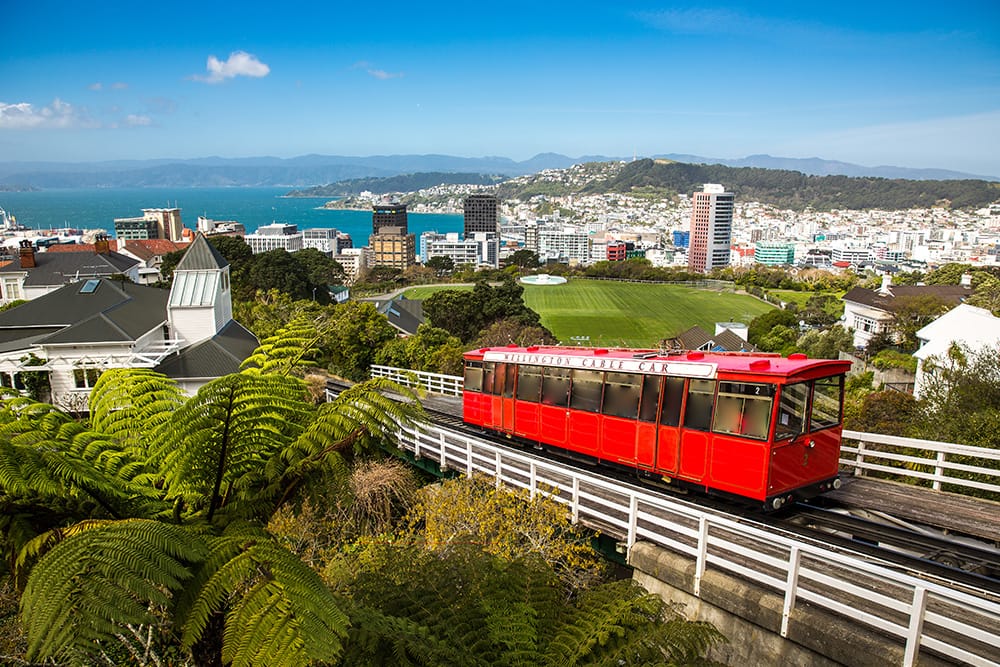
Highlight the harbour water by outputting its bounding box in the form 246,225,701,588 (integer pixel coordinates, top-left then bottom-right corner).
0,187,462,243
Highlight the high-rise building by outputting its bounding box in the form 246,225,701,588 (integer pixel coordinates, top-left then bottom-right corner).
372,203,408,234
369,226,416,270
687,184,734,273
463,194,499,237
244,223,304,254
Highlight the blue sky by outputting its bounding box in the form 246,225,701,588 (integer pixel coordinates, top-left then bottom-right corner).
2,1,999,176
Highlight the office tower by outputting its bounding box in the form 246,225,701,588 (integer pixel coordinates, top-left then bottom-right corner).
687,184,734,273
372,203,408,234
463,194,499,237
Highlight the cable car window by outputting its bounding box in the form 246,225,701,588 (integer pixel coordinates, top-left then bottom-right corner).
464,361,484,393
502,363,516,398
482,362,496,396
683,379,716,431
570,370,604,413
639,375,663,422
810,376,843,431
516,365,542,403
776,382,810,440
540,367,571,407
660,377,685,427
603,372,641,419
712,382,773,440
491,363,507,396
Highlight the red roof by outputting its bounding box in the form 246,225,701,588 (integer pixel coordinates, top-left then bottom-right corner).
45,240,120,253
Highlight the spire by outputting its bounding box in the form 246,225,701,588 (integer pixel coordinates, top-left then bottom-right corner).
175,233,228,272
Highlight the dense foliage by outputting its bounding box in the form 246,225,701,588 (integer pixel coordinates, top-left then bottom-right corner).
423,275,552,343
584,159,1000,211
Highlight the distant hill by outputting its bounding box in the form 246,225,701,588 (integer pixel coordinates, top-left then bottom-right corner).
1,152,994,189
586,159,1000,211
288,172,507,197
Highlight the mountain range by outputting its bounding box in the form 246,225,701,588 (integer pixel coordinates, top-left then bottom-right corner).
0,153,995,189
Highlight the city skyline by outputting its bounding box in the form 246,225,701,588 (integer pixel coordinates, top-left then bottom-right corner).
2,1,999,177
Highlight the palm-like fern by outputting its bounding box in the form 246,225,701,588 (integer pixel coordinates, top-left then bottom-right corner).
20,519,206,662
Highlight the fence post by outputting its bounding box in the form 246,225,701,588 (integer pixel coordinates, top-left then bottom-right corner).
571,477,580,523
495,450,502,488
694,517,709,597
854,439,866,477
627,495,639,550
903,587,928,667
529,462,537,499
781,546,801,637
933,451,946,491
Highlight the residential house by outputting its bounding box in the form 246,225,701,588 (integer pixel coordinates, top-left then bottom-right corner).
0,235,140,304
0,233,258,409
912,304,1000,398
841,275,973,349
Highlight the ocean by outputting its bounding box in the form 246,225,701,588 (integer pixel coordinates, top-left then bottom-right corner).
0,187,463,243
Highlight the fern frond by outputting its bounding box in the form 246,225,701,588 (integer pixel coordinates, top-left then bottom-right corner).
89,368,185,449
20,519,206,663
240,315,330,377
176,527,349,667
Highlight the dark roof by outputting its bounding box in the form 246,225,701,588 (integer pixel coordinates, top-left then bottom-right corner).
669,325,758,353
1,250,140,287
174,233,228,271
842,284,972,313
377,297,424,336
0,279,169,347
154,320,259,379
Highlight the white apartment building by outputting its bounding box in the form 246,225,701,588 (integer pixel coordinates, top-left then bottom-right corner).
303,228,341,255
525,221,591,264
244,223,304,254
334,247,372,284
420,231,500,268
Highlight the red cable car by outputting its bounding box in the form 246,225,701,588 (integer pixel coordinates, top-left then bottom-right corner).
462,346,852,510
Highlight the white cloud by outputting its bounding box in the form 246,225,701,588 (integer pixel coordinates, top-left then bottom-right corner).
352,61,403,80
89,82,103,91
124,114,152,126
111,82,129,90
0,99,94,129
193,50,270,84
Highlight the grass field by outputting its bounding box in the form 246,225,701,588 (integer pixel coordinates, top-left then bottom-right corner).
403,279,774,347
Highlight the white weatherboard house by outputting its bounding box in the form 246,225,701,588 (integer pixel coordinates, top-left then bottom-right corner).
0,233,258,409
912,304,1000,399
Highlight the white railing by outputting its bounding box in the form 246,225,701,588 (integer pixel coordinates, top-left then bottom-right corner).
371,367,1000,497
842,430,1000,495
370,365,463,397
392,419,1000,667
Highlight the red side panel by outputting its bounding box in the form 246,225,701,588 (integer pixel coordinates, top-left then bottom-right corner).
513,401,541,440
678,430,710,481
568,411,600,455
463,391,490,426
707,435,769,500
635,422,657,469
654,426,681,474
538,404,569,449
600,416,639,465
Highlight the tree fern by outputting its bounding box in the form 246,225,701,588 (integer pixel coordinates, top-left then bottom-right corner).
150,373,312,524
175,524,349,667
20,519,206,663
239,315,327,377
89,368,186,451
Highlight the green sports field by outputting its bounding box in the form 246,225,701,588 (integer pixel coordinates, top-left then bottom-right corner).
403,279,774,347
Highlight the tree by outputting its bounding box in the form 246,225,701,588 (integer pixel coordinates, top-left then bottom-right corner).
425,255,454,276
327,301,399,381
1,327,425,666
473,318,558,348
747,308,798,347
796,325,854,359
294,247,346,295
890,294,951,352
507,249,540,268
916,344,1000,449
235,249,315,302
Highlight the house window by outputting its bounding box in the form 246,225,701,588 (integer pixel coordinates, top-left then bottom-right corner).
73,367,102,389
3,278,22,301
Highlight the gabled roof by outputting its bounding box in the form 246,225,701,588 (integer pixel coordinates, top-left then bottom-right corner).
377,297,424,336
174,233,228,271
913,304,1000,361
154,320,259,379
1,250,140,287
45,240,121,253
669,325,759,353
0,279,168,347
123,239,189,261
842,284,972,313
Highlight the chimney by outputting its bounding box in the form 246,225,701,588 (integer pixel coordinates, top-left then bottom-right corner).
94,233,110,255
878,273,892,295
18,239,36,268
